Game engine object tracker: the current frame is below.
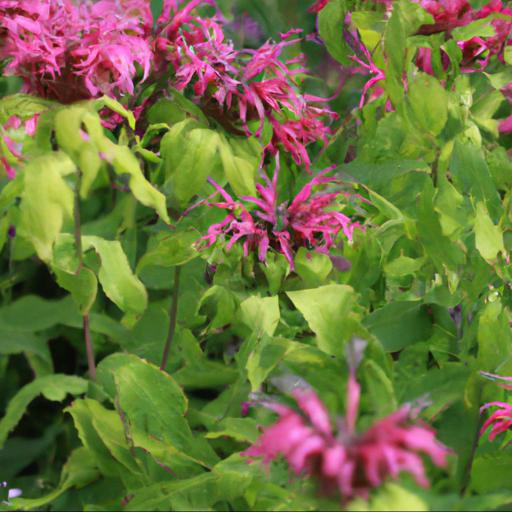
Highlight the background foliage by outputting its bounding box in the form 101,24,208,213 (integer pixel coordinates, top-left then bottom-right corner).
0,0,512,510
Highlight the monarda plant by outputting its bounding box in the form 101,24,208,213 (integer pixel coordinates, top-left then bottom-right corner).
0,0,511,511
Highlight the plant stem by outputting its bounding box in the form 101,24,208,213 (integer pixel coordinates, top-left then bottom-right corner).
83,314,96,380
460,384,483,495
75,170,96,380
74,170,83,272
160,266,181,371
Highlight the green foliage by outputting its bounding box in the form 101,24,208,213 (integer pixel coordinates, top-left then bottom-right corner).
1,0,512,510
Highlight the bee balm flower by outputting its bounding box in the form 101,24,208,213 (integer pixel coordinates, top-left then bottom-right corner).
242,345,449,500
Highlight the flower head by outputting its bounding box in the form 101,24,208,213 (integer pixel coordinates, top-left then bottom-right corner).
0,0,152,102
155,1,336,168
199,162,362,270
242,342,449,501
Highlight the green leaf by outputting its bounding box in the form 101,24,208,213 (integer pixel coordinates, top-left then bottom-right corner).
113,356,218,470
10,448,99,511
339,160,429,191
0,295,80,332
94,96,135,129
287,284,361,357
452,17,496,40
206,417,260,443
318,0,350,65
348,483,428,511
82,112,170,223
407,73,448,136
82,236,147,317
450,140,501,220
362,359,397,416
240,295,280,337
471,452,512,494
477,300,512,371
124,474,218,511
67,398,143,477
0,94,53,125
363,301,433,352
0,375,88,448
137,229,199,272
246,335,294,391
474,202,504,263
197,285,238,330
294,248,333,287
19,152,75,262
161,122,221,207
218,134,260,197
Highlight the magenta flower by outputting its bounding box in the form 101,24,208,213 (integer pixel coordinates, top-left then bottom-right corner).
479,372,512,441
308,0,330,13
480,401,512,441
199,163,362,270
416,0,511,72
155,1,336,168
241,348,449,500
0,0,152,103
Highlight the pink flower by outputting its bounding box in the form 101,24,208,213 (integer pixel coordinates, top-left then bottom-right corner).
308,0,330,13
480,401,512,441
242,344,449,501
479,372,512,441
0,0,152,103
155,1,335,168
415,0,512,72
199,162,362,270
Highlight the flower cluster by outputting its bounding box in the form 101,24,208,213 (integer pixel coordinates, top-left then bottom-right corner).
154,2,336,168
0,0,152,103
199,164,361,270
416,0,512,73
242,348,449,500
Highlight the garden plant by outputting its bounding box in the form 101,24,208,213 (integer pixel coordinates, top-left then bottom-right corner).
0,0,512,510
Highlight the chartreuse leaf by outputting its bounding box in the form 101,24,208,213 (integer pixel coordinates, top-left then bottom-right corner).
9,448,99,511
53,105,102,198
471,452,512,493
218,133,260,197
19,152,75,262
240,295,280,337
474,202,504,263
287,284,361,357
407,73,448,136
94,96,135,129
81,112,170,223
294,247,332,287
52,234,97,314
0,93,53,125
82,236,147,317
161,120,221,207
0,374,87,448
348,483,428,511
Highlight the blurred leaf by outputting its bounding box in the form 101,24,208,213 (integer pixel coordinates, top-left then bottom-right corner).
0,375,87,448
474,202,504,263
